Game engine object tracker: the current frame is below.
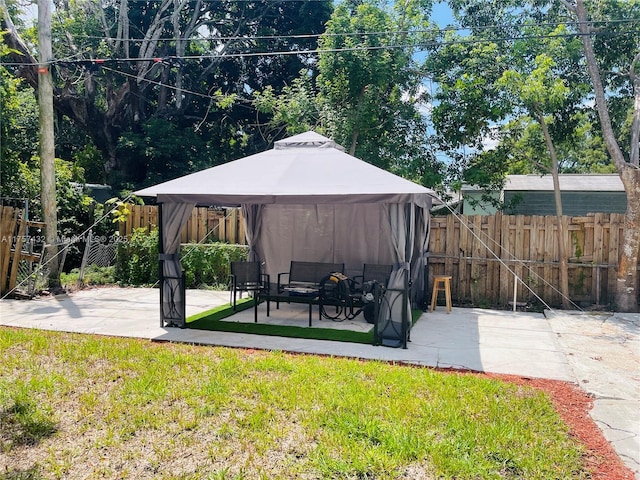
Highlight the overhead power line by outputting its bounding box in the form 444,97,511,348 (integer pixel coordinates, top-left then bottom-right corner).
64,18,640,44
4,26,639,68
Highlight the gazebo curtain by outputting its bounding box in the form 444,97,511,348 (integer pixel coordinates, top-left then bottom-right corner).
157,200,431,331
410,205,430,308
374,203,414,346
241,204,264,262
255,204,393,281
159,202,194,327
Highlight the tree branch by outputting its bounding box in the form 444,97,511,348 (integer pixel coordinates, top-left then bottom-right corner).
0,0,39,89
573,0,630,173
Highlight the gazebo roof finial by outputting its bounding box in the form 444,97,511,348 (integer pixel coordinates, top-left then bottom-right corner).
273,131,345,152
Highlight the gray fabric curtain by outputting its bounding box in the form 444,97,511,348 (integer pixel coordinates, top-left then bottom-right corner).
257,204,393,281
377,203,414,345
160,202,195,327
241,204,263,262
386,202,415,285
410,205,430,308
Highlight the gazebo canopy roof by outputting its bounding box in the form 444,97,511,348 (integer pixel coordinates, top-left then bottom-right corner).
135,131,438,208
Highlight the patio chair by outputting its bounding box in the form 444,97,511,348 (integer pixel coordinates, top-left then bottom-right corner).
229,261,269,322
352,263,393,294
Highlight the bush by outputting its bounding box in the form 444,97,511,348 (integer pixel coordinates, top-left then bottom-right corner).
181,243,248,289
61,265,116,287
115,228,248,288
115,228,159,285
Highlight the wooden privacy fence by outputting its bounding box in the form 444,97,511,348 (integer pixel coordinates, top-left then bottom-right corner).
119,205,246,244
119,205,637,308
428,212,638,308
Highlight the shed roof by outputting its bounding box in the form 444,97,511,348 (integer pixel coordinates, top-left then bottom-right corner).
504,174,624,192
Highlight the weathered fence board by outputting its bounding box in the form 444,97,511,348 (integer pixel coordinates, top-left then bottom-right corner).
429,213,639,308
1,207,19,292
1,207,45,296
119,205,246,245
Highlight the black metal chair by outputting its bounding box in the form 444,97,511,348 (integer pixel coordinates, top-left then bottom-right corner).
352,263,393,294
229,261,269,322
333,264,393,321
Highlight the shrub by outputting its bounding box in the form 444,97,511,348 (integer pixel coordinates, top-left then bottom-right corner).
115,228,248,288
115,228,159,285
181,242,248,289
61,265,116,287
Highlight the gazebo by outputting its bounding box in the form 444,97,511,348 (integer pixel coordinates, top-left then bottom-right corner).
135,132,439,344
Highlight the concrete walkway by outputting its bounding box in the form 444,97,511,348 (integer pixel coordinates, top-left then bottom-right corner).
0,287,638,477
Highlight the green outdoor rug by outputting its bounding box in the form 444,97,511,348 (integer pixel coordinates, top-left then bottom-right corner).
186,299,375,344
186,300,422,345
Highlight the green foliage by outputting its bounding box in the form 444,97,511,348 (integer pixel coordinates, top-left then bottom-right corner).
3,0,333,192
0,155,116,271
503,112,614,175
115,228,159,286
254,0,440,186
318,1,433,171
73,144,107,184
181,243,248,289
115,228,248,288
254,75,320,135
426,0,624,193
60,265,116,288
0,72,39,198
116,118,210,187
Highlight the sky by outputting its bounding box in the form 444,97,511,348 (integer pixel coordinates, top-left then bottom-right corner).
431,1,456,27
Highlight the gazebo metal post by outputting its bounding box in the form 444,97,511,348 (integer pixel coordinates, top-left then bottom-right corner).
159,203,165,327
401,268,409,349
372,281,382,346
374,268,410,348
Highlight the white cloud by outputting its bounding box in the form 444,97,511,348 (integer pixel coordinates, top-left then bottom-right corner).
481,126,501,151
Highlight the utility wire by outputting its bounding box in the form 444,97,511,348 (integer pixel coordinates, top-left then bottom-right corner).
4,26,639,68
67,18,640,43
435,194,583,312
99,65,229,101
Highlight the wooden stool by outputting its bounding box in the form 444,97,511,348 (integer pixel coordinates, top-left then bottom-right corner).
430,276,452,313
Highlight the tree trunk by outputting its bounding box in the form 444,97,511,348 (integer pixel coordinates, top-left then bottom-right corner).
38,0,60,288
617,169,640,312
348,87,367,156
572,0,639,311
630,52,639,167
535,106,571,309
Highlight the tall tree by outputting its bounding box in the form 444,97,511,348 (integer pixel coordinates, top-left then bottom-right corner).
428,0,639,310
498,49,578,308
255,0,438,182
562,0,640,312
1,0,332,187
37,0,60,287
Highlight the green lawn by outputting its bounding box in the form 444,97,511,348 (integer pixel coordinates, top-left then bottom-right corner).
0,327,588,479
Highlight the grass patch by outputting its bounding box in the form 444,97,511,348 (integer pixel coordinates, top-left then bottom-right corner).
186,301,423,345
0,328,588,479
